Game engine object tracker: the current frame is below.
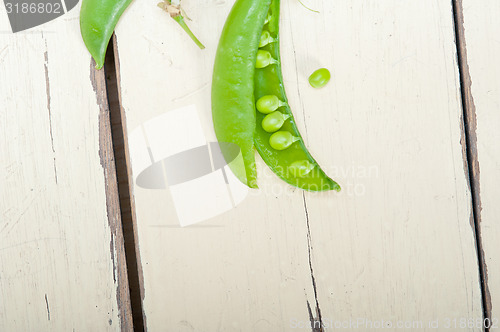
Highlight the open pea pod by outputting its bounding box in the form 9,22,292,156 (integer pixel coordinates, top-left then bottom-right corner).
212,0,340,192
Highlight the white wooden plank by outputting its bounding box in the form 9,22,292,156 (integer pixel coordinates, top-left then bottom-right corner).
461,0,500,324
0,5,132,331
114,0,482,330
290,0,483,329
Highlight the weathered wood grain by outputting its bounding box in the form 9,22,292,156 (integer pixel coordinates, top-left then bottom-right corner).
0,5,132,331
459,0,500,324
114,0,482,330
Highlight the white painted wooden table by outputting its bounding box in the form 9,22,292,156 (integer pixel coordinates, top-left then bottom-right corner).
1,0,498,331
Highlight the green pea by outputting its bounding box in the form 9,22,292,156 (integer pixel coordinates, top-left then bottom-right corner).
269,131,300,150
256,95,286,114
256,50,277,68
262,111,290,133
308,68,331,88
259,30,275,48
288,160,315,177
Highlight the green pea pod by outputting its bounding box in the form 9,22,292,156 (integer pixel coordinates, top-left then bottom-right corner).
212,0,271,188
80,0,133,69
212,0,340,191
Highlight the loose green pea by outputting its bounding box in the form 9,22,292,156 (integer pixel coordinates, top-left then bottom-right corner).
262,111,290,132
308,68,331,88
256,95,286,114
256,50,277,68
259,30,275,48
269,131,300,150
288,160,315,177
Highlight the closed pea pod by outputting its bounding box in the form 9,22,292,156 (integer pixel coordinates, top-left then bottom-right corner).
80,0,133,69
81,0,204,69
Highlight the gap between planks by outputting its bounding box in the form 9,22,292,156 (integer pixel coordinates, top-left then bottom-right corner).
102,35,147,332
451,0,492,329
90,56,135,331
